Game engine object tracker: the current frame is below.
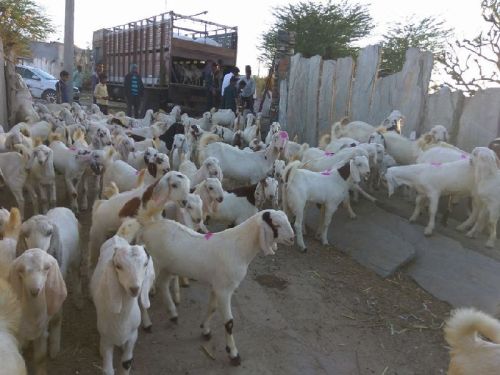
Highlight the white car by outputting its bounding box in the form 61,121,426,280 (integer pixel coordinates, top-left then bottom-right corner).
15,65,80,103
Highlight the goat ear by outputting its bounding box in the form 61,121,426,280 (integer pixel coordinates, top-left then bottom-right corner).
140,255,155,310
105,257,123,314
15,228,28,257
48,224,63,267
8,257,24,299
45,257,67,316
350,159,361,183
26,150,36,170
147,162,157,178
259,215,275,256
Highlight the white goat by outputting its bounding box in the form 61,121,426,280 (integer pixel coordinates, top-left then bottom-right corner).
103,153,170,194
199,132,286,185
50,139,104,212
461,147,500,247
385,158,474,236
25,144,56,215
0,149,29,216
9,249,67,374
137,209,294,365
0,278,27,374
88,172,190,269
179,155,223,187
127,147,158,170
264,122,281,145
16,207,82,308
283,156,371,251
211,109,235,127
91,239,154,375
0,208,22,279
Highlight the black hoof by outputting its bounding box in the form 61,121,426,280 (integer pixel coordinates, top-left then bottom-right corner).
229,354,241,366
170,316,178,324
142,325,152,333
202,331,212,341
300,248,307,253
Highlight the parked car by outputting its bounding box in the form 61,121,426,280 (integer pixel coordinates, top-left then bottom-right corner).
15,65,80,103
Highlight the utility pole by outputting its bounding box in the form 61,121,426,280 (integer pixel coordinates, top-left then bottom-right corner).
63,0,75,104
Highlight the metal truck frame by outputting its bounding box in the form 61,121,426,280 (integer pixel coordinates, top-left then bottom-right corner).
92,11,237,114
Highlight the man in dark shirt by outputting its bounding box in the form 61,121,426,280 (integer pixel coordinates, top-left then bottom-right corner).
124,63,144,118
55,70,70,104
223,76,240,112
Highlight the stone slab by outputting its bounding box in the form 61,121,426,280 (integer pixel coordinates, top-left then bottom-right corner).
304,202,416,278
456,87,500,151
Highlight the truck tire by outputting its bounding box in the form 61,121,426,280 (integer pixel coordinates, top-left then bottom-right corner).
42,89,57,103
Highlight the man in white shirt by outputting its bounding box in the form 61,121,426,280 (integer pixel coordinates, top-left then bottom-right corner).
238,65,256,113
221,66,240,96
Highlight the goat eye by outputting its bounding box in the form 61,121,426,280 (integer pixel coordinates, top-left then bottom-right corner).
208,187,213,190
46,230,53,236
187,205,192,209
43,264,50,271
171,183,178,188
115,264,122,270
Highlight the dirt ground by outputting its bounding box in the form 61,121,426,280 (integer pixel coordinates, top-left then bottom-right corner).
0,176,452,375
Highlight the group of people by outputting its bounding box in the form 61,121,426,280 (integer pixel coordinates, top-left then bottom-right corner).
55,61,254,118
204,62,256,113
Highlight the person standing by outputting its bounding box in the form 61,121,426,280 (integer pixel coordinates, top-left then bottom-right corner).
220,66,240,96
124,63,144,118
92,64,104,104
55,70,70,104
222,76,239,113
239,65,256,113
73,65,83,92
204,62,218,111
94,74,109,115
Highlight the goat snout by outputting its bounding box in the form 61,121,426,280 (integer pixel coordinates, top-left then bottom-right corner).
217,197,223,203
181,200,188,207
30,287,42,297
129,286,140,297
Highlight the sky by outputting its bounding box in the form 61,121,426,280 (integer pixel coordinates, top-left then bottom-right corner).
37,0,487,77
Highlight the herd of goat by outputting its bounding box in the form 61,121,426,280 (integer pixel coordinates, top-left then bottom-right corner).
0,98,499,374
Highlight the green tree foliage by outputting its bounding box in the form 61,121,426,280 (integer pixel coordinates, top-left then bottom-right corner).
380,16,453,74
0,0,54,56
258,0,373,66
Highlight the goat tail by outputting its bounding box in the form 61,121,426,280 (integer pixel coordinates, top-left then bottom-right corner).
445,308,500,351
283,160,301,187
295,143,309,161
318,133,331,150
48,132,63,143
19,124,31,138
0,278,21,336
103,182,120,199
4,207,21,239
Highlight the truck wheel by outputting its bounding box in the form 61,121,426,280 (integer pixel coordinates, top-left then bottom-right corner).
42,89,57,103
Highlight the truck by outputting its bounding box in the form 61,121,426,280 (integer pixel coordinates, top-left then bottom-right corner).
92,11,238,115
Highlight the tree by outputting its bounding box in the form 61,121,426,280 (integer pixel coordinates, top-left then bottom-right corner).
258,0,373,66
0,0,54,56
380,16,453,75
437,0,499,95
0,0,54,124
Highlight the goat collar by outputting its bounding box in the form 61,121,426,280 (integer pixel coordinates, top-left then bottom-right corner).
337,162,351,181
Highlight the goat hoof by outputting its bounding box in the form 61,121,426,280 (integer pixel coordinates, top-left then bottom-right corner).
229,354,241,366
300,248,307,253
424,229,433,236
142,325,153,333
170,316,178,324
486,240,495,248
202,331,212,341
